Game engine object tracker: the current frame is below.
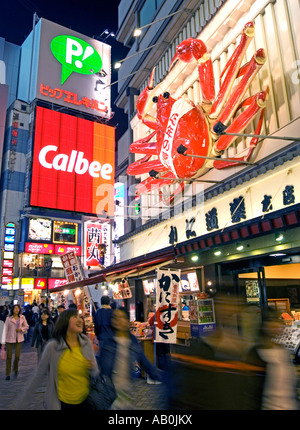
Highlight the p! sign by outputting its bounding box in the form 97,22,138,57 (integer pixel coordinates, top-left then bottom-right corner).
51,35,102,84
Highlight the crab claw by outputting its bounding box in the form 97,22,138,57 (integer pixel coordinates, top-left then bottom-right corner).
136,68,158,129
169,38,209,69
170,37,215,103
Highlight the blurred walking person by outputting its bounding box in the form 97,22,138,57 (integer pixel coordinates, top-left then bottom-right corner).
99,308,163,409
31,308,54,361
246,308,299,410
17,309,99,410
2,304,29,380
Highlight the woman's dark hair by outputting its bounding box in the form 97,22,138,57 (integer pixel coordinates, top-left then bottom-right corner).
41,308,51,318
53,309,78,347
10,304,21,317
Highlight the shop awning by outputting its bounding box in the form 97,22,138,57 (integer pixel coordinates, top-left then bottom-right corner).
51,246,176,292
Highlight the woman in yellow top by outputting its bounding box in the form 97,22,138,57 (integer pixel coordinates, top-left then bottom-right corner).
17,309,99,410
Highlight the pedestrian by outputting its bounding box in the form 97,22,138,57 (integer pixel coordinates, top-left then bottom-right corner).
246,308,299,410
148,312,170,371
99,308,163,409
2,304,29,380
31,308,54,361
0,306,6,349
17,308,99,410
52,304,65,324
23,305,34,343
93,295,113,362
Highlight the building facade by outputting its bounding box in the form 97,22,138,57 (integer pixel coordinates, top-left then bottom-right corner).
111,0,300,325
0,18,116,309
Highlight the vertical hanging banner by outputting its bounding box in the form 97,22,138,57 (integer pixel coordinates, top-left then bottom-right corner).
155,269,181,343
60,250,83,283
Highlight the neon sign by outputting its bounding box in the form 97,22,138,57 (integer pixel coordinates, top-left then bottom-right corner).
51,35,102,84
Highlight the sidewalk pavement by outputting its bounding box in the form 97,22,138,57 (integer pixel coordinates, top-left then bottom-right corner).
0,342,168,411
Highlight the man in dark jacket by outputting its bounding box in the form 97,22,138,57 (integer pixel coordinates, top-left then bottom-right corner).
93,295,114,364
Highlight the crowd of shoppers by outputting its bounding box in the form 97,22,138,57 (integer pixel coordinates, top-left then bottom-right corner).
0,293,299,411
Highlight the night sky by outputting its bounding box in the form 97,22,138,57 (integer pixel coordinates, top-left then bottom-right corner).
0,0,129,137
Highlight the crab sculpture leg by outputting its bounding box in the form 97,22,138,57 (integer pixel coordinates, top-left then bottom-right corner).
127,21,268,200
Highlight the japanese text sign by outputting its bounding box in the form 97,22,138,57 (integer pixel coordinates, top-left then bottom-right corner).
60,251,83,284
35,19,112,119
155,269,180,344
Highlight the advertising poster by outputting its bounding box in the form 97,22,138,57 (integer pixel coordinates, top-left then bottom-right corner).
30,106,115,215
84,221,111,268
60,250,83,283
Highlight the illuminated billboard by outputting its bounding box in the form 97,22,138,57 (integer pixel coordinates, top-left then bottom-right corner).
33,18,112,119
30,106,115,215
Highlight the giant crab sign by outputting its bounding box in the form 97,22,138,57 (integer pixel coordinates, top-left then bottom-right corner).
127,22,268,203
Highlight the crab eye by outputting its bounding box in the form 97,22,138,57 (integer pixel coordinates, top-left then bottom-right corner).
163,92,170,99
152,96,158,103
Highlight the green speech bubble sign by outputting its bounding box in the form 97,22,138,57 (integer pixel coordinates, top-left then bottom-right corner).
51,35,102,85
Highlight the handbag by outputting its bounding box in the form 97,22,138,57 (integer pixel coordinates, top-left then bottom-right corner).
1,346,6,361
87,374,117,410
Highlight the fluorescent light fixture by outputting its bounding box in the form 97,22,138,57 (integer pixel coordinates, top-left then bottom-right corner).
214,249,221,256
275,232,284,241
191,255,199,262
270,253,287,257
236,242,244,251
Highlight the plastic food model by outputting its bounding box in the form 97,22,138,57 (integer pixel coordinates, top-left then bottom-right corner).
127,22,268,202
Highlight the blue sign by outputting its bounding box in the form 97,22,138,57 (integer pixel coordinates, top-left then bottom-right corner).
4,243,15,252
191,323,216,337
5,227,15,236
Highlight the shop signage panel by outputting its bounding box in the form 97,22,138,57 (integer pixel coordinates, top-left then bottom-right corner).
53,221,78,244
34,278,47,289
3,260,14,268
2,268,13,276
30,106,115,215
13,278,20,290
34,19,112,119
84,221,111,267
25,242,55,254
48,278,68,290
3,252,14,260
60,251,83,283
21,278,34,290
54,245,81,255
1,223,16,290
28,218,52,241
4,243,14,252
155,269,180,344
1,276,13,285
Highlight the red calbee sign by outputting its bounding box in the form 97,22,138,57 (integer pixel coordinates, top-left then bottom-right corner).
30,106,115,215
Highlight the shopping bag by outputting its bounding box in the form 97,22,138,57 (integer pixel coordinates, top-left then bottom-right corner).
87,374,117,410
1,347,6,361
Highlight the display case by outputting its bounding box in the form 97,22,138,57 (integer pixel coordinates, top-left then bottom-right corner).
190,298,216,337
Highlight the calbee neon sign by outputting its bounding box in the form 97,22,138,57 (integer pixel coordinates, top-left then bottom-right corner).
38,145,113,179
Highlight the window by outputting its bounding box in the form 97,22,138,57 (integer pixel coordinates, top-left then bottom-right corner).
139,0,163,28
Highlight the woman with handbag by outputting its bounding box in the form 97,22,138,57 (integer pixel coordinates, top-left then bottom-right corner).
99,308,164,409
2,304,29,380
31,308,54,361
17,309,99,410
